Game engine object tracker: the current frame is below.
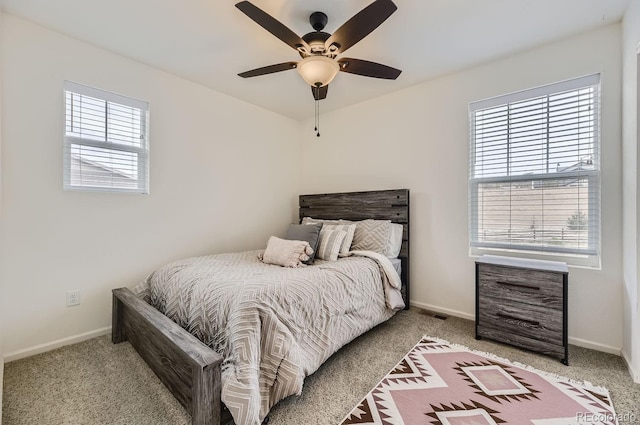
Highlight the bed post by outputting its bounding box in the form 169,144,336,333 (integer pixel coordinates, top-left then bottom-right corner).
112,292,126,344
192,362,222,425
112,288,229,425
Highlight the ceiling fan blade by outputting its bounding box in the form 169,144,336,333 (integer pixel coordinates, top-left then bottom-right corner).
337,58,401,79
235,1,309,52
325,0,397,54
238,62,298,78
312,85,328,100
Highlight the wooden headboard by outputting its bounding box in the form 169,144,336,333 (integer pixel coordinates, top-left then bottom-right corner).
299,189,410,309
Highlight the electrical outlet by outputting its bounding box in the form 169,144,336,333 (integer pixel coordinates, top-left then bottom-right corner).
66,290,80,307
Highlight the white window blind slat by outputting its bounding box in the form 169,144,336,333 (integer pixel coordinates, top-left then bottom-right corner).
64,80,148,110
63,81,149,193
470,73,601,110
469,74,600,258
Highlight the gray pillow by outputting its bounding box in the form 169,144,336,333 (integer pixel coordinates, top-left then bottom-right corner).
285,223,323,264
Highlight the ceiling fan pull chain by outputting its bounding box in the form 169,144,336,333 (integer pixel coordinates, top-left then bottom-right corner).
314,86,321,137
316,98,320,137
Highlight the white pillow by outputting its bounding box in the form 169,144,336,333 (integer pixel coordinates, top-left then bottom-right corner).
384,223,404,258
316,229,347,261
260,236,313,268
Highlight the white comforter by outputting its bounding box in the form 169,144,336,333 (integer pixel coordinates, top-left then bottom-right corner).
133,250,403,425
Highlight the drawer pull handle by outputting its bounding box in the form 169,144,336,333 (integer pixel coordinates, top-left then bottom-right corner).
496,280,540,291
496,311,540,326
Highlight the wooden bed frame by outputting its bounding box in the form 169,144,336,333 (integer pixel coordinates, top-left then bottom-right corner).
112,189,410,425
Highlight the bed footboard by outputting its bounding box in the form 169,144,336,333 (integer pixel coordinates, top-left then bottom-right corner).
112,288,231,425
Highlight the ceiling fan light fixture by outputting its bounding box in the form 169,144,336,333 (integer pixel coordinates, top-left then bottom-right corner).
297,56,339,87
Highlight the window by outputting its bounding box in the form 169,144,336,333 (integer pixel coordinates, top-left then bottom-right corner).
469,74,600,263
64,81,149,193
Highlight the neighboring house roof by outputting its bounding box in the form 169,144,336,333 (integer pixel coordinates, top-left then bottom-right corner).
556,157,595,173
70,154,138,189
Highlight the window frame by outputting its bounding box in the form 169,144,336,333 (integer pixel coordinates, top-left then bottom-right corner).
63,81,150,194
468,74,601,267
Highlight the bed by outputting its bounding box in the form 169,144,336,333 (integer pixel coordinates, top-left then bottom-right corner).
111,189,410,425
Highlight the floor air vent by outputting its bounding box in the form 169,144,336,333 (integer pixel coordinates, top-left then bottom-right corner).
419,309,449,320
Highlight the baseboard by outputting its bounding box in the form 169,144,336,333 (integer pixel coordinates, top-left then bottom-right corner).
409,301,475,321
409,301,622,356
3,326,112,363
567,336,621,355
621,349,640,383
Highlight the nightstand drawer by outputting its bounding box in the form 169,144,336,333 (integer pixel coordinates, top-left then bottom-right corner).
478,263,563,309
478,296,563,344
475,326,566,359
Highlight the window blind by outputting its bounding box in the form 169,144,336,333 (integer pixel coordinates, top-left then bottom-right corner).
63,81,149,193
469,74,600,257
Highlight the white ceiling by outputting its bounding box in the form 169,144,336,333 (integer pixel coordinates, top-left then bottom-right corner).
2,0,631,120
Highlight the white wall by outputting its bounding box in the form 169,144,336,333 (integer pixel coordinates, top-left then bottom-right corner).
0,15,302,358
622,1,640,382
300,24,624,352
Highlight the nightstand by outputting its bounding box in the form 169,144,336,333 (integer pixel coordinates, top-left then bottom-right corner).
475,255,569,365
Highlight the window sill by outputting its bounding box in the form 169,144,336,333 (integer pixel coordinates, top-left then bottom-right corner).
469,246,601,270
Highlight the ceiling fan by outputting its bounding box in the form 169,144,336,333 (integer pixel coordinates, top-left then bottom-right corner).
235,0,402,101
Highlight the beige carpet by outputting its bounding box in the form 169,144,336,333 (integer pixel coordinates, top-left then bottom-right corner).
3,308,639,424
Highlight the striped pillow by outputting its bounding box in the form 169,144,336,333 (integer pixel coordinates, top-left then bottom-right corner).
316,229,347,261
321,223,357,256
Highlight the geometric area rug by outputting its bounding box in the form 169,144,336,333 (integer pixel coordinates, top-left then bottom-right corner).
339,336,619,425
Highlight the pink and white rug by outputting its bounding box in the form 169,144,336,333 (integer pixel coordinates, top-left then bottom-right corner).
340,337,618,425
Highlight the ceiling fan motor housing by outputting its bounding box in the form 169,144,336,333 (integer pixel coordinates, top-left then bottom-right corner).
309,11,328,31
302,31,330,55
302,12,331,55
